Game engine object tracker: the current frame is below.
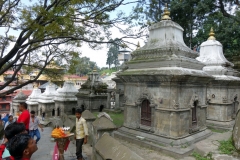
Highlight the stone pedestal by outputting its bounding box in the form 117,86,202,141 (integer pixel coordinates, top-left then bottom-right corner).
54,81,78,116
82,110,96,146
92,115,117,160
11,91,27,116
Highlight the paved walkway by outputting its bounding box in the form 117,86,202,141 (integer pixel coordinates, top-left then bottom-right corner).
31,127,89,160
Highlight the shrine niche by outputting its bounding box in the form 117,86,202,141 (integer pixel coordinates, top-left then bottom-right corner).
113,4,213,156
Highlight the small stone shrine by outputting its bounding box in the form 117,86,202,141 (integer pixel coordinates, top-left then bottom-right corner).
197,28,240,128
54,81,78,116
76,69,108,111
38,82,56,117
11,91,27,116
114,4,213,155
26,86,41,113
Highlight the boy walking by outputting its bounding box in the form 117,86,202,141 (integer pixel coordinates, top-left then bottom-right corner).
29,111,44,144
75,108,88,160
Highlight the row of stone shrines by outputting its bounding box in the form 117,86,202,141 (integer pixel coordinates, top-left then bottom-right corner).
11,81,80,118
112,5,240,153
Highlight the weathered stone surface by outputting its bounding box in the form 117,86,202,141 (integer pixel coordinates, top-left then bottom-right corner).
97,112,113,121
54,81,78,101
113,6,213,157
233,110,240,150
197,28,240,129
94,133,143,160
14,91,27,100
76,70,108,111
82,110,96,120
92,116,116,130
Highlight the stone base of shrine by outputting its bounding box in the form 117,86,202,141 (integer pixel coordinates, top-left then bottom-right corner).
113,127,212,158
206,119,235,130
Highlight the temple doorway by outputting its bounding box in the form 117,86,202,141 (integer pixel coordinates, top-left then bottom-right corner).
81,105,85,111
141,100,151,126
72,108,76,115
52,109,55,116
99,105,104,112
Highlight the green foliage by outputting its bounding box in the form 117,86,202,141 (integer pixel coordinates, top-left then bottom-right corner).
106,38,121,69
192,152,213,160
0,0,135,95
100,68,117,75
131,0,240,55
68,55,99,76
218,137,237,155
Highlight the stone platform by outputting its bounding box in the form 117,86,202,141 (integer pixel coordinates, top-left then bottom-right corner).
114,127,212,158
206,119,235,130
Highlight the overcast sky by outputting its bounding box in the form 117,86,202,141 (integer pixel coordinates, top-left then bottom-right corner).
80,0,145,68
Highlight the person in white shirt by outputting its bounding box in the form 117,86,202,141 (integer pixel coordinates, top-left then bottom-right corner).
75,108,88,160
29,111,44,144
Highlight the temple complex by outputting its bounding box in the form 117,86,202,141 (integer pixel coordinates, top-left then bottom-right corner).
76,69,108,111
113,4,214,155
197,28,240,129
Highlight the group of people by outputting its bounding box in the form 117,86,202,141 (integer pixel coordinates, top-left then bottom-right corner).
0,102,43,160
0,103,88,160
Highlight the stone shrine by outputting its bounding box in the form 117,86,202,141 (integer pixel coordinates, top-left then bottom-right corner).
54,81,78,116
38,82,56,118
26,87,41,113
11,91,27,116
76,69,108,111
113,4,213,155
197,28,240,129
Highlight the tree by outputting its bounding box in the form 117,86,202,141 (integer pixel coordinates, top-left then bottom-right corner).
0,0,141,96
106,38,121,69
68,56,99,76
131,0,240,53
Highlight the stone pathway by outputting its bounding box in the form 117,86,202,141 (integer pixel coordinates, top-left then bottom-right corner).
31,127,89,160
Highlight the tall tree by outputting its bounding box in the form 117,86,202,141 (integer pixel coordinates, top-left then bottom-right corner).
106,38,121,69
131,0,240,53
68,56,98,76
0,0,141,96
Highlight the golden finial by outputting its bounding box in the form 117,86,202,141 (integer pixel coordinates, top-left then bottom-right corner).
161,3,171,20
208,27,216,40
136,41,140,49
93,66,97,72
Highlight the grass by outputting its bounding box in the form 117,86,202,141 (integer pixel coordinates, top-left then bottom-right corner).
100,68,117,75
192,152,213,160
93,111,124,127
218,137,237,155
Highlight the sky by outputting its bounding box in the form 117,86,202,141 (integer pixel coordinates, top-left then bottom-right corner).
80,0,145,68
